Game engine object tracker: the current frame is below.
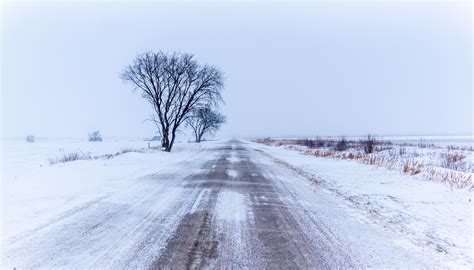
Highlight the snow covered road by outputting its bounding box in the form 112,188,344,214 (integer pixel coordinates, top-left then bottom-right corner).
1,140,465,268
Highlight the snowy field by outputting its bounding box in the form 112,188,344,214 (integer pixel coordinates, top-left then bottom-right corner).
0,138,208,239
264,135,473,148
1,138,162,176
258,136,473,188
1,137,473,268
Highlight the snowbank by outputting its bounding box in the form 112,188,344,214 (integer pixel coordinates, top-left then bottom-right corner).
0,139,211,240
250,141,473,268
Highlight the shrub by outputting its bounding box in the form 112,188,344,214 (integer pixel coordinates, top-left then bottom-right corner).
399,147,406,157
315,137,325,148
88,131,102,142
440,152,468,172
257,137,274,145
360,134,376,154
334,137,348,151
417,138,435,149
26,135,35,143
296,139,316,148
401,159,423,175
49,152,92,165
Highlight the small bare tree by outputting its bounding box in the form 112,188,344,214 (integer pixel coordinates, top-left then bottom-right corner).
26,135,35,143
334,137,348,151
88,131,102,142
360,134,377,154
187,107,225,143
121,51,224,152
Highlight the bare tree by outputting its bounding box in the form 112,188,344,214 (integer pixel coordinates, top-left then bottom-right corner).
187,107,225,143
26,135,35,143
360,134,376,154
334,137,348,151
121,51,224,152
88,131,102,142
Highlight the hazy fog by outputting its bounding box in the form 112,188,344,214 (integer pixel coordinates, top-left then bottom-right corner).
2,1,472,139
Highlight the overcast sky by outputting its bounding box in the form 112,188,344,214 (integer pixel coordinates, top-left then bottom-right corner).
1,1,472,139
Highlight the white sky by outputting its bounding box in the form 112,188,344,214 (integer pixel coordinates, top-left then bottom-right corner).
1,1,472,139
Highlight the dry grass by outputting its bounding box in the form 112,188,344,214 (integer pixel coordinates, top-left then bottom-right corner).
49,148,149,165
257,138,473,190
440,152,468,172
402,159,423,175
49,152,92,165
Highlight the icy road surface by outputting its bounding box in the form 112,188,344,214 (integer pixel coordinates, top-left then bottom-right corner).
3,140,435,268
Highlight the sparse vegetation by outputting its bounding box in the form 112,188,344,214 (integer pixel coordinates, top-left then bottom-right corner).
48,148,150,165
88,131,102,142
334,137,348,152
402,159,423,175
417,138,436,149
440,152,468,172
49,152,92,164
26,135,35,143
256,137,473,189
360,134,377,154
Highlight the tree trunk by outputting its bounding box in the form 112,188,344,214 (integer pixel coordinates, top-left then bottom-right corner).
197,130,205,143
161,128,171,152
168,129,177,152
196,131,201,143
194,129,200,143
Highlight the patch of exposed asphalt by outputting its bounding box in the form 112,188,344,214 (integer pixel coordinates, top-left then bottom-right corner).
153,153,230,269
238,149,355,268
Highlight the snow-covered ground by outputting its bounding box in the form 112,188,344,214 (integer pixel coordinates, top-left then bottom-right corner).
1,138,162,176
258,136,473,189
0,139,209,240
1,138,473,268
251,141,473,268
262,135,473,148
